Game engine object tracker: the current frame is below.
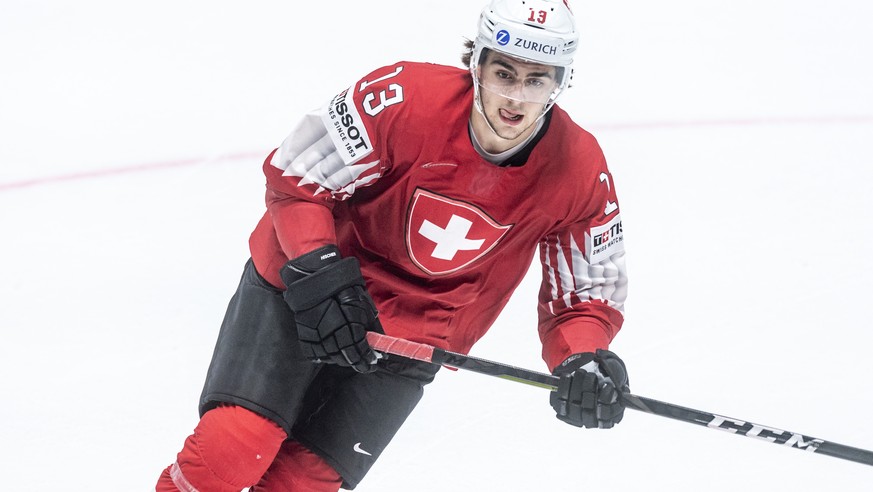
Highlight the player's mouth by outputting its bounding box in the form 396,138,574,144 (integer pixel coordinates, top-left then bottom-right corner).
498,108,525,125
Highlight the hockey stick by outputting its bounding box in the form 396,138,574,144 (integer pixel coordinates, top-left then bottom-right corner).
366,332,873,467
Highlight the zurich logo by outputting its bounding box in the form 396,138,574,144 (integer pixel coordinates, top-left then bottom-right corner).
495,29,510,46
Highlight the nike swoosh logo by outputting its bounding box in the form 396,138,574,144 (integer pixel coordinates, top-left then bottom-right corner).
353,442,373,456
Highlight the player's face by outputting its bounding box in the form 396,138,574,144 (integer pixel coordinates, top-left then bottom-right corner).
471,52,558,153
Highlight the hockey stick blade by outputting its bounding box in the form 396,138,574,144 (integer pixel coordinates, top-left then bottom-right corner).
366,332,873,467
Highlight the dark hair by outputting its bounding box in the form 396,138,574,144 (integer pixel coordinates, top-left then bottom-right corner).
460,38,475,68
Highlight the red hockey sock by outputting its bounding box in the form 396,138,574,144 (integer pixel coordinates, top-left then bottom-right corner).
255,439,343,492
156,404,287,491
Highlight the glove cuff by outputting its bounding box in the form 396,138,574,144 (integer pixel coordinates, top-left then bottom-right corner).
283,257,366,311
280,245,342,286
552,352,596,376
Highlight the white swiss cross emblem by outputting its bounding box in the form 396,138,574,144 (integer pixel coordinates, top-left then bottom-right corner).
406,189,512,276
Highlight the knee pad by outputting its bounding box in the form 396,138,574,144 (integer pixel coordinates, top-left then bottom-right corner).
177,405,287,490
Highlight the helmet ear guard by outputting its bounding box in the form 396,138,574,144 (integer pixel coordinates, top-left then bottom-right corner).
470,0,579,114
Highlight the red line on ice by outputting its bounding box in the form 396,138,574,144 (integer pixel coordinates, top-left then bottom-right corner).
0,151,264,192
2,115,871,192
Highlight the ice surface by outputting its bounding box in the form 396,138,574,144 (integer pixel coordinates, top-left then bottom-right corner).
1,1,871,490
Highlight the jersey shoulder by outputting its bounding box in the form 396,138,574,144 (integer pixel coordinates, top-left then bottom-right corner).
534,106,620,223
541,106,608,176
350,61,472,119
357,61,468,91
343,62,472,159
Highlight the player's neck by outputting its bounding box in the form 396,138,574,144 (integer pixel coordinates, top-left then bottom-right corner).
469,117,543,166
469,108,540,154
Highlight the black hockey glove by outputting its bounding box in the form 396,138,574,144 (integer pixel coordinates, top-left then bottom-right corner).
550,349,629,429
280,245,382,374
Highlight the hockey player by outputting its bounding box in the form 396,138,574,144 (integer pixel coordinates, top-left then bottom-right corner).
157,0,629,490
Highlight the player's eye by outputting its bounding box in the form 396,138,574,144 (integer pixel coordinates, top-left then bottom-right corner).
495,70,514,81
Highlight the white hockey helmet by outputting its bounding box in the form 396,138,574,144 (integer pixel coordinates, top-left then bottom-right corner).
471,0,579,113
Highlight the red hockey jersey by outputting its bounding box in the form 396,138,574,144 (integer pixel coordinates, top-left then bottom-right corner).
249,62,627,371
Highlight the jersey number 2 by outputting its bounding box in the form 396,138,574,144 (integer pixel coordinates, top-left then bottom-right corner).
599,172,619,216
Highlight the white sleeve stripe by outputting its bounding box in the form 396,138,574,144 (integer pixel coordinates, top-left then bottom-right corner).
569,233,594,292
298,158,380,191
270,112,330,171
570,232,603,301
270,110,382,198
542,231,628,314
543,239,559,302
331,169,382,197
271,113,342,181
554,235,575,308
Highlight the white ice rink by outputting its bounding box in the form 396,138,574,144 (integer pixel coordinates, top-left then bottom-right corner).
2,1,872,490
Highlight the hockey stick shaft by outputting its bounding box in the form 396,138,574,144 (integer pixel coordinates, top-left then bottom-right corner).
366,332,873,466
